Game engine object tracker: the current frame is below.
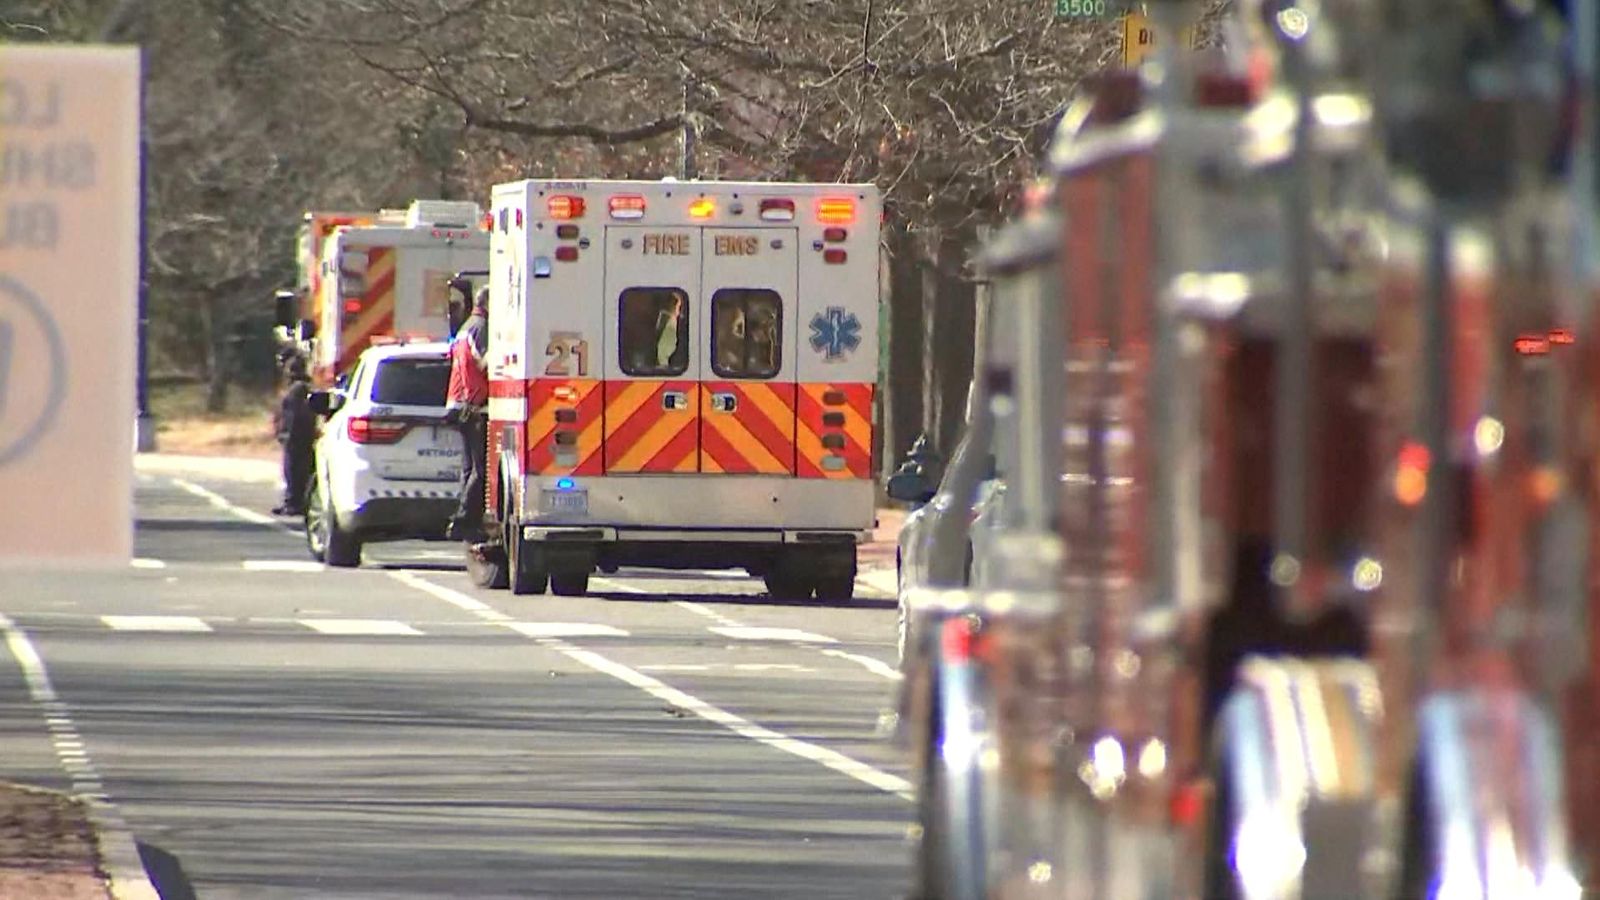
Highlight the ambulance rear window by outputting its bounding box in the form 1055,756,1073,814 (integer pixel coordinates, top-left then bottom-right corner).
619,288,690,377
371,357,452,407
711,289,782,379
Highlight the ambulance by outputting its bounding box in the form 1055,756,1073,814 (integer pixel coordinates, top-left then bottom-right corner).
478,179,881,599
304,200,491,388
273,209,376,363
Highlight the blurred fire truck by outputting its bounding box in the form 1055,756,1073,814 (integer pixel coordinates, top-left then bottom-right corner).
274,200,490,388
465,179,881,598
892,1,1592,898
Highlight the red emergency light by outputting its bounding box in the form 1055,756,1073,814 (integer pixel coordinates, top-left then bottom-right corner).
759,198,796,222
1515,334,1551,356
609,195,646,219
547,195,585,220
1549,328,1576,346
689,197,716,219
816,197,856,225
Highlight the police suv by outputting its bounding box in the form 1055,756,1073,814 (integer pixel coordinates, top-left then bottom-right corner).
305,339,463,567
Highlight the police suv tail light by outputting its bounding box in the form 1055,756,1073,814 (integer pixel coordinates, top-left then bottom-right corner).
547,196,585,220
348,417,408,444
759,198,796,221
816,197,856,225
608,195,646,219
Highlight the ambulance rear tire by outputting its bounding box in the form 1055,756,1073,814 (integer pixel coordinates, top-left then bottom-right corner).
550,570,590,597
508,535,549,596
763,572,811,600
815,575,856,603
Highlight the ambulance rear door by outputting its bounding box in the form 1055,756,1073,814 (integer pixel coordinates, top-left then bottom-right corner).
699,226,798,475
600,227,702,474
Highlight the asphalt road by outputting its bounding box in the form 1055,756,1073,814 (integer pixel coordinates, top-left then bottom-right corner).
0,460,913,898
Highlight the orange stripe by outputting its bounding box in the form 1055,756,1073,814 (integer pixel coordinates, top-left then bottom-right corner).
339,247,397,360
703,410,784,474
617,412,692,470
729,383,795,471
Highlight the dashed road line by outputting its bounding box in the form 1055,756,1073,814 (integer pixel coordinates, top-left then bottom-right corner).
171,478,290,532
396,575,912,801
241,559,324,573
101,615,213,633
591,577,746,628
129,558,167,570
821,648,903,681
298,618,423,636
0,614,159,899
505,622,630,639
710,625,839,644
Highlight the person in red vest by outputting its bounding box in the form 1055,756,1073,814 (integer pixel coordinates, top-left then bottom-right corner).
445,287,490,541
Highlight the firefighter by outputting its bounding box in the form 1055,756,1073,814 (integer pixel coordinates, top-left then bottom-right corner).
272,355,315,516
445,287,491,541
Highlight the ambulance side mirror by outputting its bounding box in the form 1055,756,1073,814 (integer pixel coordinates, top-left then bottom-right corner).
309,391,343,418
887,469,936,506
273,291,297,329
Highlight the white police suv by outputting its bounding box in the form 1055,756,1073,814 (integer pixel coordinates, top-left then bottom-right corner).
304,340,463,567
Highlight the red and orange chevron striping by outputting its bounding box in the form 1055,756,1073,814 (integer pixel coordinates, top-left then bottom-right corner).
526,378,603,476
797,382,873,479
603,380,700,474
338,245,397,373
700,381,796,475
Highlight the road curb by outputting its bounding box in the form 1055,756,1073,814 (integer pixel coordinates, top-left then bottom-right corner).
0,781,156,899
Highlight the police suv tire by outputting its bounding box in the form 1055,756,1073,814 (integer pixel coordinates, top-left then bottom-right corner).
323,519,362,568
508,533,548,596
549,570,589,597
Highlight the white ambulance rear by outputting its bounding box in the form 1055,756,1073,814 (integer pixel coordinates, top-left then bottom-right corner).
482,179,880,599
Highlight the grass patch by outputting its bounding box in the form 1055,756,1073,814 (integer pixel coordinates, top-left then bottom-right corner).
151,380,281,460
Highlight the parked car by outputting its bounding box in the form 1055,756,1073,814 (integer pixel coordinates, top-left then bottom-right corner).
304,340,463,567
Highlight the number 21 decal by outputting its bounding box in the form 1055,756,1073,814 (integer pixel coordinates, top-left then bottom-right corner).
545,331,590,376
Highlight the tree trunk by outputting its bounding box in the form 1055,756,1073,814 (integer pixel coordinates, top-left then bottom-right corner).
883,220,925,474
204,295,230,413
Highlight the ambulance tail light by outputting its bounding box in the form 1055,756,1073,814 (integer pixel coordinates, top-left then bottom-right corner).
348,417,409,444
547,196,586,220
822,227,848,243
759,198,796,222
343,299,362,314
555,246,580,263
824,248,848,265
1550,328,1576,346
816,197,856,225
609,195,647,219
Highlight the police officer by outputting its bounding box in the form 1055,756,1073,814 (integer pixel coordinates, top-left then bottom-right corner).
445,287,491,541
273,355,315,516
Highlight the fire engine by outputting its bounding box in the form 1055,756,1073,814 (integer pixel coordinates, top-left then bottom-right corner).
468,179,881,599
277,200,490,388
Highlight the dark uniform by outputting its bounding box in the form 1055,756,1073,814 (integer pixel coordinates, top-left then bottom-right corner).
446,290,490,541
274,357,315,516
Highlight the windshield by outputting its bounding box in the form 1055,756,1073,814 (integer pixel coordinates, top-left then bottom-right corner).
370,356,451,406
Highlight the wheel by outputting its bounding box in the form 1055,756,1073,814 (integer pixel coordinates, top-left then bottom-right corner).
815,575,856,602
466,541,509,589
763,571,812,600
508,528,549,596
307,472,361,567
549,570,590,596
813,547,858,603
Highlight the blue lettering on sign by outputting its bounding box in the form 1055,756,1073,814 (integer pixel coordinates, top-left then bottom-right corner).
809,307,861,362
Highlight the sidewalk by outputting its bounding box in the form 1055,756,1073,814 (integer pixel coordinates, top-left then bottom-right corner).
0,783,115,899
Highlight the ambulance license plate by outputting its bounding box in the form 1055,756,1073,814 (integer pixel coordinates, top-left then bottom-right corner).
540,489,588,515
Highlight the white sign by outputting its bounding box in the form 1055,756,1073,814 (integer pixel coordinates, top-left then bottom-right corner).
0,46,139,566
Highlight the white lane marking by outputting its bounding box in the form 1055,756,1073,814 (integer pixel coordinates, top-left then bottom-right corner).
171,477,284,528
710,626,839,644
397,575,911,800
390,570,495,613
549,638,912,799
637,664,714,672
101,615,213,633
590,577,746,628
733,663,811,672
242,559,324,573
505,622,630,639
299,619,423,636
130,558,167,570
0,614,160,898
821,648,903,681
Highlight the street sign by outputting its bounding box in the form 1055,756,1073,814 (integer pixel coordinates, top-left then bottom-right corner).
1121,11,1201,67
0,46,140,567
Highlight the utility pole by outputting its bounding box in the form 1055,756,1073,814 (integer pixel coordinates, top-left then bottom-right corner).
680,63,697,180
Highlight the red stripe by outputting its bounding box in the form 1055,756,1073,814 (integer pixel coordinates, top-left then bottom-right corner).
574,450,604,476
796,454,824,478
527,381,603,474
700,418,755,474
724,383,796,472
795,387,825,431
490,379,527,399
643,419,699,471
604,382,672,468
